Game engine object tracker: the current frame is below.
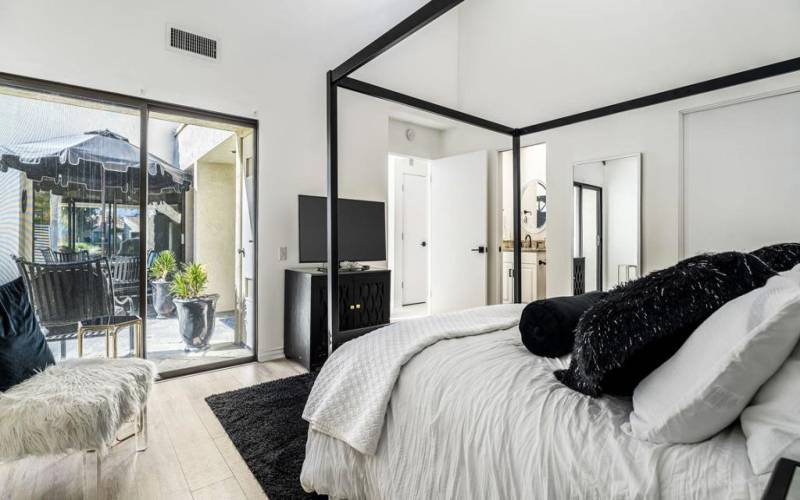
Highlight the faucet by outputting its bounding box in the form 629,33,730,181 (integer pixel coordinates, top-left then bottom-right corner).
524,234,532,248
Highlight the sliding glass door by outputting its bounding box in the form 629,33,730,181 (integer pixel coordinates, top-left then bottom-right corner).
0,77,257,377
144,111,256,374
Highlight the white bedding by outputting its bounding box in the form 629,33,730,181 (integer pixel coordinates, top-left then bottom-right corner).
303,304,524,454
301,311,769,499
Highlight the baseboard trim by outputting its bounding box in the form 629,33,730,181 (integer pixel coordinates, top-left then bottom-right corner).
257,347,285,362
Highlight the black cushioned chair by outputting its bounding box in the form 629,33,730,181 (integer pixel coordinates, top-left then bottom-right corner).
14,256,131,358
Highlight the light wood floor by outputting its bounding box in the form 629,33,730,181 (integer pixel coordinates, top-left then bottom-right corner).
0,359,306,500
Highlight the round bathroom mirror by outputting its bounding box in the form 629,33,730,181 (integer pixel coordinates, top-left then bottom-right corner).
522,180,547,234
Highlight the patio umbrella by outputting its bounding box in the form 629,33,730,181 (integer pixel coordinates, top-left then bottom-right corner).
0,129,191,196
0,129,191,256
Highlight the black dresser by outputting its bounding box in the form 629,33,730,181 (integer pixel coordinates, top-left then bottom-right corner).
284,267,391,370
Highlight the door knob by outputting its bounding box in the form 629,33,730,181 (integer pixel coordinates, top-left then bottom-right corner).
471,246,487,254
421,241,427,247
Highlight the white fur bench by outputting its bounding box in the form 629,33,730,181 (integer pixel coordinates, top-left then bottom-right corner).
0,357,156,499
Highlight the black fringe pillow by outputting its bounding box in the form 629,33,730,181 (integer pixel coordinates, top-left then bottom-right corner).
554,252,775,397
751,243,800,272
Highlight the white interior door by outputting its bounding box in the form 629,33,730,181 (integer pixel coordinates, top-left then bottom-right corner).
430,150,488,313
401,173,428,305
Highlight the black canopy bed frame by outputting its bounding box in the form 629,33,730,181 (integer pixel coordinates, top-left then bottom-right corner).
326,0,800,352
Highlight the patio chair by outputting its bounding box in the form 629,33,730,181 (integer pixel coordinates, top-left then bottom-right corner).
14,256,133,359
40,248,90,263
111,256,140,314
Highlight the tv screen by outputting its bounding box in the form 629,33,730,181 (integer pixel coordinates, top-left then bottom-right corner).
298,195,386,263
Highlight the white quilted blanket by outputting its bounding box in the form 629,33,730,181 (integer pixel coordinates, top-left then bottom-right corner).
302,304,525,455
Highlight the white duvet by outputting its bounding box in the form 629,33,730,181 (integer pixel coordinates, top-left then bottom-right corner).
301,307,769,499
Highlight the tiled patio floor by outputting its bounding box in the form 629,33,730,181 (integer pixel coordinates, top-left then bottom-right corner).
53,310,253,375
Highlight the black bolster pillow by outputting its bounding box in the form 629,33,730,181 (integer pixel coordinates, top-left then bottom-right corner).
520,291,607,357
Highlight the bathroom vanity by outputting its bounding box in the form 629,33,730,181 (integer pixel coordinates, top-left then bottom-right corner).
501,243,546,303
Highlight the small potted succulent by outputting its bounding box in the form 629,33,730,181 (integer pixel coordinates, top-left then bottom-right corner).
149,250,177,318
171,262,219,350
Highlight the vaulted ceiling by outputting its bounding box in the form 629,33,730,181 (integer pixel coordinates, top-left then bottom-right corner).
354,0,800,128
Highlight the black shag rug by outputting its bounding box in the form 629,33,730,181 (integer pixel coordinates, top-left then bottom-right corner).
205,372,320,500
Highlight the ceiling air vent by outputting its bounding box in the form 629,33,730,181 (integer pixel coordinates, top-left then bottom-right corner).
168,26,218,60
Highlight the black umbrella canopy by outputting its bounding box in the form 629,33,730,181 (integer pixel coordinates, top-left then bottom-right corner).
0,129,191,197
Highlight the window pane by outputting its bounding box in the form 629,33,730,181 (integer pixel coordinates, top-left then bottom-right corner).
0,86,141,360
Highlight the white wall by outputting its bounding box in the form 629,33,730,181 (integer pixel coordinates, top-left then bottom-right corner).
388,119,442,159
193,161,236,312
0,0,459,360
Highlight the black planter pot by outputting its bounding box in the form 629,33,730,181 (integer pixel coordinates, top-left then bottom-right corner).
152,280,176,318
175,298,210,350
174,293,220,350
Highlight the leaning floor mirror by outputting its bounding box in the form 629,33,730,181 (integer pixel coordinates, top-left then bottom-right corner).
572,153,641,294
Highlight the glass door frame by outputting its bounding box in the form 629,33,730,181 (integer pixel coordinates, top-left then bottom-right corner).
573,182,603,291
0,71,259,379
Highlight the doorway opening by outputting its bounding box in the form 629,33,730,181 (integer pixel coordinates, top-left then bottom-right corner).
500,143,547,303
388,154,430,321
388,149,489,319
146,111,257,374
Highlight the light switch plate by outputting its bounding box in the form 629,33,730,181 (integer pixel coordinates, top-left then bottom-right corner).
279,246,288,261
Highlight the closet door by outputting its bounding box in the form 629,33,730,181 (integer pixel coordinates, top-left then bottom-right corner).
683,90,800,255
429,150,488,313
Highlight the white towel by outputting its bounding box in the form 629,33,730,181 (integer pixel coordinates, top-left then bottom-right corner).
302,304,525,455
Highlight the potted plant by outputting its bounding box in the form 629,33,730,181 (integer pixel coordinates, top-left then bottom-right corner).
171,262,219,350
149,250,177,318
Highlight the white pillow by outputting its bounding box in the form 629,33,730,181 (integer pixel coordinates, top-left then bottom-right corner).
740,342,800,475
781,263,800,285
627,274,800,444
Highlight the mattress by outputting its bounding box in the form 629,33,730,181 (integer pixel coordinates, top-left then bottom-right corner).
301,326,769,499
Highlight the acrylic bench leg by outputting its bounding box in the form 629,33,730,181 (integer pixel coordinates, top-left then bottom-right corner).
83,450,101,500
135,405,148,452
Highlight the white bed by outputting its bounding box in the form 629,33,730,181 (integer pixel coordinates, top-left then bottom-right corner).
301,307,769,499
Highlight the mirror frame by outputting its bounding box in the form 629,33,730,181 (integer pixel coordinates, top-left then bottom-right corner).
570,152,642,294
521,179,546,235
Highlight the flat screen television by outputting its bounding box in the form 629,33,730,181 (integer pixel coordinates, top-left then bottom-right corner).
298,195,386,263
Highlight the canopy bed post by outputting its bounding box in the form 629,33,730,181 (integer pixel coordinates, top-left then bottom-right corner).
512,133,522,303
326,70,340,353
330,0,465,84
